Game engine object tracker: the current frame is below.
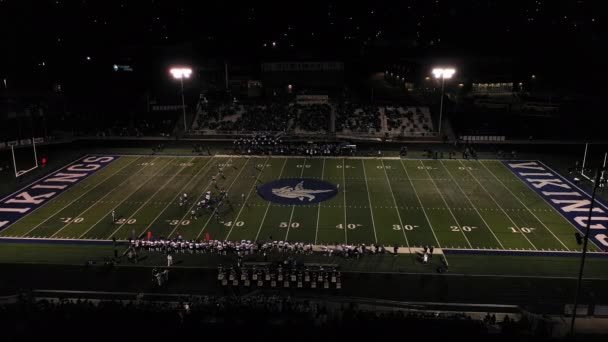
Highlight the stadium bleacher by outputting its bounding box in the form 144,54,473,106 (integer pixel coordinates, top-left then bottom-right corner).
384,106,434,137
192,100,434,139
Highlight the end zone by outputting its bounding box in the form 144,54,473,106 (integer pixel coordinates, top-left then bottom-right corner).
0,156,119,232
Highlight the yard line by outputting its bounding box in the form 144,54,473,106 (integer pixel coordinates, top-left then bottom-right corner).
166,157,230,238
418,160,473,248
342,158,348,244
285,158,307,241
225,157,270,241
478,161,571,250
138,157,216,239
46,157,162,238
361,160,378,243
380,159,408,250
455,159,537,250
75,158,176,239
398,161,443,251
438,161,506,249
314,158,325,244
195,158,250,239
254,158,288,242
15,156,142,236
105,157,199,239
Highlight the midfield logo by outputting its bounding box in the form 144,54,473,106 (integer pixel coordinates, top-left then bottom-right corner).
258,178,338,205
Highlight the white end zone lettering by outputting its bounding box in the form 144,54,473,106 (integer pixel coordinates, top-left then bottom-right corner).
0,155,118,233
504,160,608,250
596,234,608,248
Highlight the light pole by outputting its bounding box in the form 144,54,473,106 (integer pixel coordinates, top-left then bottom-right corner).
170,67,192,132
570,168,604,336
432,67,455,139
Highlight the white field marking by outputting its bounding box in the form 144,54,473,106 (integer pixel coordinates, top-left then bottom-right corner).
398,160,444,254
380,159,408,250
342,158,348,244
438,160,506,250
195,158,250,239
479,160,571,251
46,157,163,238
284,158,307,241
537,160,606,250
254,158,288,242
74,158,175,239
212,155,539,162
540,161,608,212
148,156,217,238
314,158,326,244
165,157,230,238
15,156,142,236
224,157,270,241
455,159,538,250
0,155,90,203
418,160,473,248
106,157,199,239
361,160,378,243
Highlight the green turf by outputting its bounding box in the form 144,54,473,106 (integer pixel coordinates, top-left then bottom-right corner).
0,155,599,254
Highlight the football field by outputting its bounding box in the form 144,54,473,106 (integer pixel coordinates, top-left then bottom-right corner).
0,154,603,254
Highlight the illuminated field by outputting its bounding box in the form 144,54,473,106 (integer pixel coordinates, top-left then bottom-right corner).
0,155,601,254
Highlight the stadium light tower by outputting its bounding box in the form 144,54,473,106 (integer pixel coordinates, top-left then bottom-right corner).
170,67,192,132
432,67,455,139
570,167,605,336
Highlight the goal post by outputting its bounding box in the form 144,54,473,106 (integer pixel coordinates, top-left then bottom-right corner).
10,137,40,178
580,142,607,184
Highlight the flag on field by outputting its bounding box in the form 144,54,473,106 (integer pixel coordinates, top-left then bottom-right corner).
205,232,210,241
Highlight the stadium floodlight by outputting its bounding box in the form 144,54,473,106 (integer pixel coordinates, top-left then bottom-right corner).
432,67,456,139
170,67,192,132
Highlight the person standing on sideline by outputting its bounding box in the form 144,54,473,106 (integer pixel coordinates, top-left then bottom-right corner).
429,246,434,258
111,209,116,223
167,254,173,267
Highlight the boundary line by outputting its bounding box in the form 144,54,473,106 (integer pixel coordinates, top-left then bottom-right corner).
74,158,176,239
139,156,216,239
165,157,232,238
438,160,507,250
314,158,325,244
539,161,608,211
418,160,473,248
2,235,608,260
225,157,270,241
454,160,539,250
479,160,572,251
361,159,379,243
195,158,250,239
342,158,348,244
253,158,288,242
381,159,410,249
2,156,138,235
284,158,307,241
39,157,162,238
0,154,87,202
399,160,446,263
105,157,197,239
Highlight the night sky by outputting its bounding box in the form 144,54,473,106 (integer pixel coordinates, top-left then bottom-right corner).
0,0,603,83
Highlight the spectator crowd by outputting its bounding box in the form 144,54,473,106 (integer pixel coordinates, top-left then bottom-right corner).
0,293,536,338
